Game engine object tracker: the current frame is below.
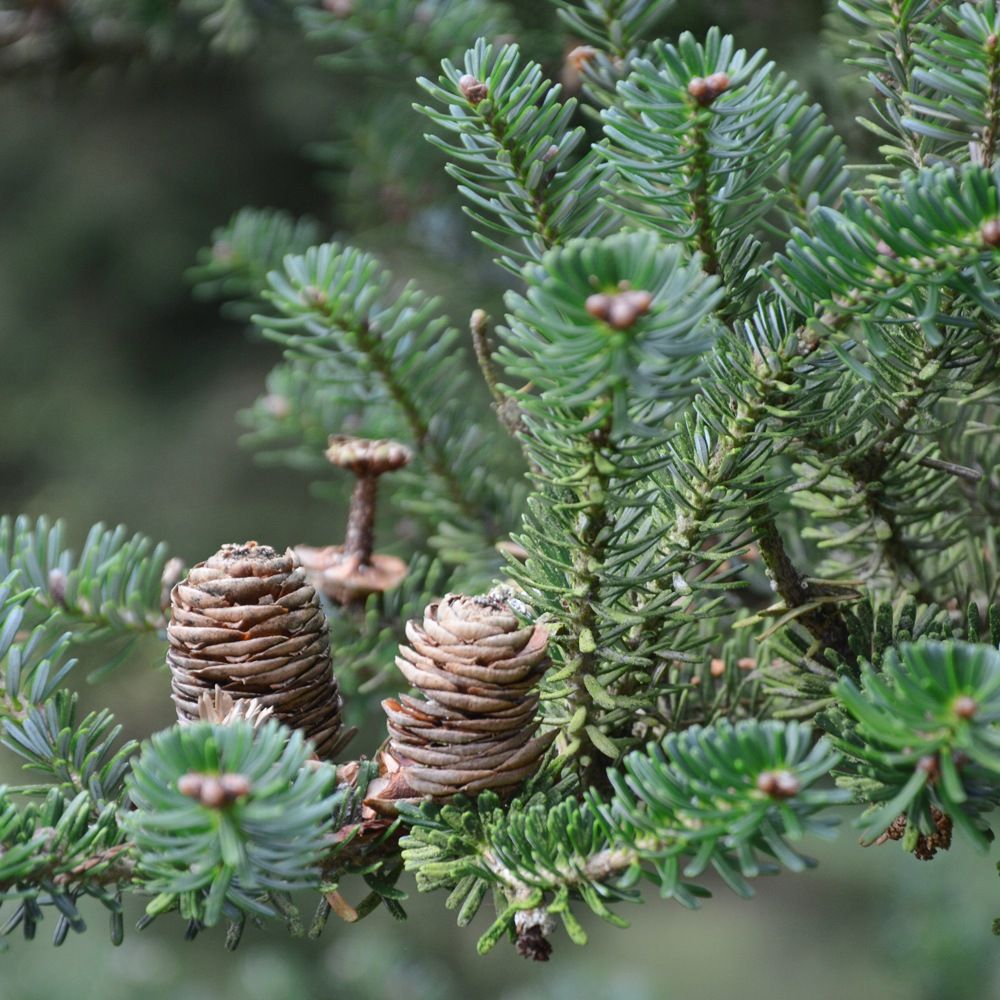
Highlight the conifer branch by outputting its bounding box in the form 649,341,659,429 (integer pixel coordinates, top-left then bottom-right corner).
191,208,322,319
14,0,1000,963
827,641,1000,847
749,500,852,657
401,720,846,954
298,0,514,74
687,104,723,279
902,2,1000,169
497,232,720,763
552,0,675,60
559,429,615,772
838,0,944,175
601,29,845,313
417,40,613,271
259,242,521,562
0,516,173,644
615,300,849,710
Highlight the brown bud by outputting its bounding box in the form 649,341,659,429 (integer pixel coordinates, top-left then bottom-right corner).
219,773,252,800
931,806,953,850
913,807,954,860
585,292,613,320
470,307,488,333
606,289,653,330
587,288,653,328
178,773,204,799
709,658,725,677
198,777,227,809
47,568,68,608
517,925,553,961
988,33,999,51
261,394,291,419
687,76,711,104
774,771,801,797
459,74,489,105
917,754,940,782
875,239,896,258
705,72,730,97
883,815,907,842
607,297,637,329
626,289,653,314
982,219,1000,247
756,769,800,799
322,0,353,14
756,771,777,795
301,286,328,308
737,657,756,671
953,694,978,719
211,240,234,264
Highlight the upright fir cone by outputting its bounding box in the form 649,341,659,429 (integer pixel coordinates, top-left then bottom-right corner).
167,542,352,759
369,592,554,807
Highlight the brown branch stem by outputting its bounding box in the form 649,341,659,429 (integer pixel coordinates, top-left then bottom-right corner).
749,499,851,658
343,475,378,566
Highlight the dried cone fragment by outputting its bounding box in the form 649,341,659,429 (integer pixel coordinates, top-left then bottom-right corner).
874,807,953,860
167,542,351,759
196,686,274,729
373,593,554,803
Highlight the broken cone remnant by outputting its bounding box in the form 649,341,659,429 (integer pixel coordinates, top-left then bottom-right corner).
296,436,412,604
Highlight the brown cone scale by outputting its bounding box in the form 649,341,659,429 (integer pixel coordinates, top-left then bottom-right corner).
369,592,554,807
167,542,352,759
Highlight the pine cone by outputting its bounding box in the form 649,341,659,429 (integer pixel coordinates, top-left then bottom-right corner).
167,542,352,759
374,592,554,801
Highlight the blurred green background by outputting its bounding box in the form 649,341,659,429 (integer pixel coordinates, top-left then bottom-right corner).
2,0,1000,996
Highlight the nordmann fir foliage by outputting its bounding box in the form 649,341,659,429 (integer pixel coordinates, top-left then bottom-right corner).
9,0,1000,964
124,720,343,931
0,515,173,646
400,718,844,957
416,38,614,272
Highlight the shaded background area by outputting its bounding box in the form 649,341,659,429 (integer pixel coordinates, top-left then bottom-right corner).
2,0,999,995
